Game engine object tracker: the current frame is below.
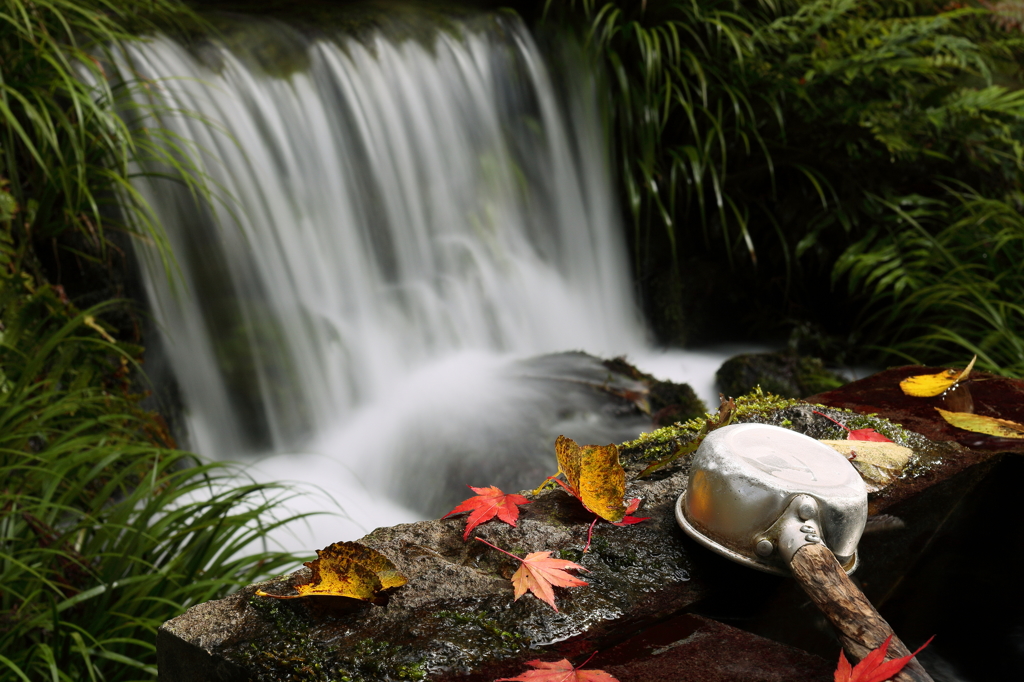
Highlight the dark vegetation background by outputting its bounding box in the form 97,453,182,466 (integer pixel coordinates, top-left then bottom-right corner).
3,0,1023,679
548,0,1024,374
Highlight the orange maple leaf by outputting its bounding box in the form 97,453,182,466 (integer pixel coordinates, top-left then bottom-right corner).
443,485,530,540
834,634,934,682
476,537,588,611
497,655,619,682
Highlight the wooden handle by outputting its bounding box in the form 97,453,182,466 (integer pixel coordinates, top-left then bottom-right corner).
789,542,933,682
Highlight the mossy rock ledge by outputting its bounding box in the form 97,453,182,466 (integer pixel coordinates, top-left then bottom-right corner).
157,387,1001,682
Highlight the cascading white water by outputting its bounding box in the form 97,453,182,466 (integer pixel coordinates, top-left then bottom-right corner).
123,13,736,548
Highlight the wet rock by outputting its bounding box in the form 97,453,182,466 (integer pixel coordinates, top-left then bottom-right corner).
158,386,1007,682
158,461,709,681
717,352,848,400
590,613,834,681
383,351,704,517
805,365,1024,453
601,356,707,426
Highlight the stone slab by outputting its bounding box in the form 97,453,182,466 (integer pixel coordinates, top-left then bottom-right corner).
805,365,1024,453
158,466,710,681
591,613,834,682
157,392,1005,681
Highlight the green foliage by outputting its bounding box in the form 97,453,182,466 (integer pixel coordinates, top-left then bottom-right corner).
836,183,1024,375
547,0,769,270
0,0,211,286
0,3,306,680
0,275,304,682
767,0,1024,373
555,0,1024,372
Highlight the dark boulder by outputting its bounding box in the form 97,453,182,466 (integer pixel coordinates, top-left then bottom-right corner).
717,352,848,400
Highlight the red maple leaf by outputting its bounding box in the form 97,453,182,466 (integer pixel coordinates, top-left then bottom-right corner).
443,485,530,540
497,654,619,682
834,634,934,682
475,537,588,611
847,428,893,442
815,410,893,443
614,497,648,526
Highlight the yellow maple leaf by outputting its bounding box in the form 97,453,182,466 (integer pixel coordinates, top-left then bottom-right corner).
934,408,1024,439
554,435,627,523
899,355,976,397
256,541,407,602
820,440,913,492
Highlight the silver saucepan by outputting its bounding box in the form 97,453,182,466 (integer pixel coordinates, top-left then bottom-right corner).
676,423,933,682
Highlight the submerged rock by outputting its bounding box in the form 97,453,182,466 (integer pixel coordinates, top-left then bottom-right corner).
158,386,1007,681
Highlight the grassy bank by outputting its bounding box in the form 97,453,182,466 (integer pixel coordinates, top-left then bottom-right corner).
0,2,303,679
0,280,303,681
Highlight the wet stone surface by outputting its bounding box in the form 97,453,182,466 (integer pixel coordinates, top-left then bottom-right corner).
159,457,708,681
590,613,834,682
158,383,1007,681
806,365,1024,453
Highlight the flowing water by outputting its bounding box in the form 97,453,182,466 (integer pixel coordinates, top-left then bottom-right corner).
123,13,742,551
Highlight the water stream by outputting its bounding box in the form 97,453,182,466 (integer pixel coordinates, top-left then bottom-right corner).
123,13,742,551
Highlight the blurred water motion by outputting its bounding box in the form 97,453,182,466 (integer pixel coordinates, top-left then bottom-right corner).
123,12,733,548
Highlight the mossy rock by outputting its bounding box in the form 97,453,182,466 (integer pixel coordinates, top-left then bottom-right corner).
716,351,847,400
601,356,707,426
157,387,975,682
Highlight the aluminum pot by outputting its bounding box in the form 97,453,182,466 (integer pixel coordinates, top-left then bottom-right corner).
675,422,934,682
676,422,867,575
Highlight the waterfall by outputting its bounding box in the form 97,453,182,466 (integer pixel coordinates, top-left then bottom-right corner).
122,13,726,547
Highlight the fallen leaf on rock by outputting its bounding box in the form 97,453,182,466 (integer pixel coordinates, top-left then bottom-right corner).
580,496,647,552
814,410,892,442
443,485,530,540
820,440,913,492
497,656,619,682
255,541,406,603
899,356,976,397
847,428,892,442
718,393,736,424
834,634,933,682
934,408,1024,439
553,435,647,524
476,537,587,612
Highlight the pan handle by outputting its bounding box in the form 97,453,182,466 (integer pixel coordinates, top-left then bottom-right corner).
773,495,933,682
788,537,934,682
